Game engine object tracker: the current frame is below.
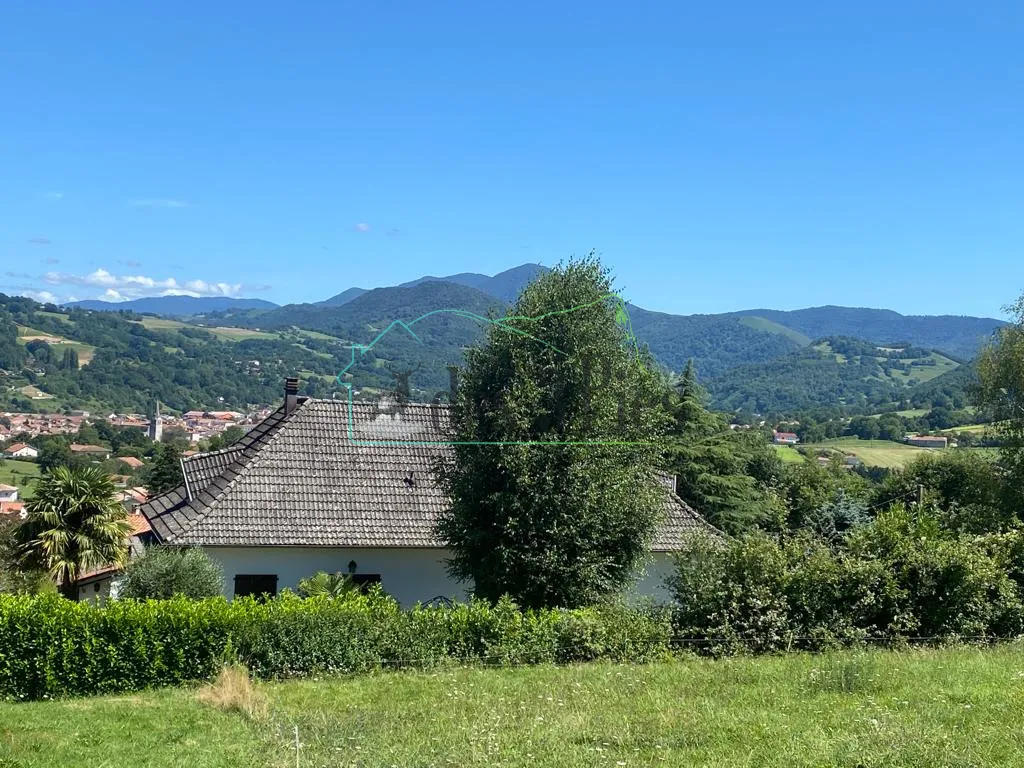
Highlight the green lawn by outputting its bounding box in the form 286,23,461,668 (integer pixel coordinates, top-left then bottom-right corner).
3,647,1024,767
803,437,931,468
773,444,806,463
0,459,42,499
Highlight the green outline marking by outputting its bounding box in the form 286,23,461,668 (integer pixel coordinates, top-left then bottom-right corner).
334,294,648,445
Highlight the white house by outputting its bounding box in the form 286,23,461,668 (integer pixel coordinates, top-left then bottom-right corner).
3,443,38,459
74,512,155,602
139,378,719,606
0,484,18,503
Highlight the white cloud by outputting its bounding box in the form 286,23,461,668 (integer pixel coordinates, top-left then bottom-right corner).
43,268,245,300
20,290,59,304
43,191,64,201
354,222,371,233
129,198,191,208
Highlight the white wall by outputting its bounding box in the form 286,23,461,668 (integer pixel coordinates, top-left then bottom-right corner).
0,489,17,502
77,576,114,603
627,553,676,604
203,546,677,608
203,546,470,608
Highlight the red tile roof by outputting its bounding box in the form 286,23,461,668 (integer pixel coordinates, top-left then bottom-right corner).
0,501,25,517
117,456,144,469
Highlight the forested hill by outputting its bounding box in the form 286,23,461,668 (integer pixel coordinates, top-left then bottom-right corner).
705,337,965,414
729,306,1003,360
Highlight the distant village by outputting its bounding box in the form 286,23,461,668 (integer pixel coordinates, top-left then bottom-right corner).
0,406,271,443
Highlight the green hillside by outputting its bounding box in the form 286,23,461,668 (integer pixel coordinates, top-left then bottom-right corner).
707,336,963,414
738,316,812,346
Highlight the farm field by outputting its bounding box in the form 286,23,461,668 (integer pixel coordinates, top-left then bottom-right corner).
136,317,277,341
0,458,41,499
3,647,1024,767
773,444,806,463
15,325,96,365
801,437,931,468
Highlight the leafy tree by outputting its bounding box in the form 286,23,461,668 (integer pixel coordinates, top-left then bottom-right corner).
296,571,359,598
873,450,1009,533
436,257,668,608
0,519,53,594
25,339,52,365
144,442,185,495
977,292,1024,509
781,460,870,531
37,441,77,473
14,466,132,599
118,547,223,599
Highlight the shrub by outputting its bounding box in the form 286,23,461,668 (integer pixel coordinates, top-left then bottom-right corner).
118,547,223,600
295,571,359,598
668,507,1024,655
0,590,673,700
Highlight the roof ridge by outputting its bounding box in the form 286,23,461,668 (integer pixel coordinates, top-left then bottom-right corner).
163,401,306,543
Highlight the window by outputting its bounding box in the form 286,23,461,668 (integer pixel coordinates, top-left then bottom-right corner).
351,573,382,591
233,574,278,599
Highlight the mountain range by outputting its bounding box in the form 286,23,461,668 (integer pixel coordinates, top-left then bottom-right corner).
48,263,1005,414
67,295,278,315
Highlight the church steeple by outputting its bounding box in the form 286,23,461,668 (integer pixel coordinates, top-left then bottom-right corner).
149,400,163,442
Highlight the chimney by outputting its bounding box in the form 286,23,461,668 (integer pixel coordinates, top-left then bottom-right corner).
284,377,299,415
447,365,459,399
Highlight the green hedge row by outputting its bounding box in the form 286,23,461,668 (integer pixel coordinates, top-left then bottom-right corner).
669,507,1024,655
0,592,672,700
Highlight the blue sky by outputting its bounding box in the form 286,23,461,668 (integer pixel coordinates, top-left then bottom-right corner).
1,2,1022,317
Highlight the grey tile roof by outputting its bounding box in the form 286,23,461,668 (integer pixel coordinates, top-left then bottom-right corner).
139,398,717,550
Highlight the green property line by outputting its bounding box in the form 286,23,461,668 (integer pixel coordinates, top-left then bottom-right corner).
342,385,658,445
335,294,647,445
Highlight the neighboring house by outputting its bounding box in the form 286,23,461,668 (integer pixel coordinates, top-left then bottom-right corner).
116,486,149,512
70,444,110,459
139,379,720,606
74,511,156,602
4,443,38,459
0,501,26,519
773,432,799,445
117,456,145,470
0,484,18,502
907,435,948,449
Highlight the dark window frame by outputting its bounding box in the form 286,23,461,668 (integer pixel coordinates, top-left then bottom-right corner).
233,573,278,600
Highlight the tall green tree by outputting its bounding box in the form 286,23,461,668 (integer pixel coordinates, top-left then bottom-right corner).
59,347,79,370
976,294,1024,511
664,360,782,534
435,257,668,608
15,466,132,599
144,442,185,495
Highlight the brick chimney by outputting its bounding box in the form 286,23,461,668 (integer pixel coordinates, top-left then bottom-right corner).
284,377,299,415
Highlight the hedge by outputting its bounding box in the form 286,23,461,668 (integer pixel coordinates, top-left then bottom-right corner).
0,592,673,700
668,508,1024,656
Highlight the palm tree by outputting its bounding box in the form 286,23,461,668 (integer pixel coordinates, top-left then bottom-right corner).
296,571,359,598
16,466,132,599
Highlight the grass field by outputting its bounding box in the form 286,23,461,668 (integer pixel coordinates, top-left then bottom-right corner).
737,316,812,346
3,647,1024,767
802,437,931,468
136,317,276,341
0,458,41,499
15,325,96,365
773,444,806,463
